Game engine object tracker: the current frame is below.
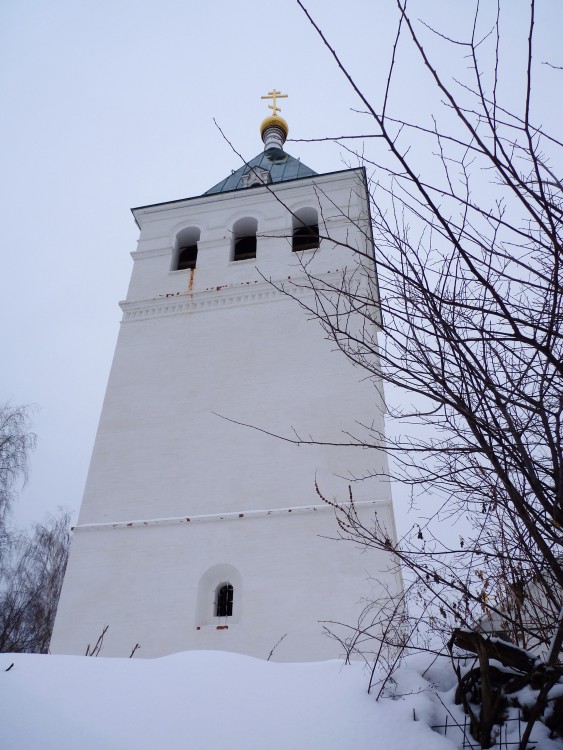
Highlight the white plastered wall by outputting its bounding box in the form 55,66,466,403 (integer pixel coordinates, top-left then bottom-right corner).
51,168,401,661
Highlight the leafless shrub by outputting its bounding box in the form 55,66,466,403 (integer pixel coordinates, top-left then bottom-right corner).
275,3,563,746
85,625,109,657
0,510,70,653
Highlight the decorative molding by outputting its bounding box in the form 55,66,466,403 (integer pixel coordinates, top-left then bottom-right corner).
119,270,346,323
241,167,271,188
130,245,171,260
132,168,365,222
72,499,384,533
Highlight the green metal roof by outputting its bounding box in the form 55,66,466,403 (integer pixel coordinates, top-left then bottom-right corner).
205,148,317,194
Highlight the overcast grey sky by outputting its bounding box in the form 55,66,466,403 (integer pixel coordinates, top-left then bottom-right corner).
1,0,561,530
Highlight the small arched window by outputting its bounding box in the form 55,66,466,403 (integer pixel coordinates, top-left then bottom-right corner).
174,227,200,271
292,208,319,252
232,217,258,261
196,565,241,626
215,583,234,617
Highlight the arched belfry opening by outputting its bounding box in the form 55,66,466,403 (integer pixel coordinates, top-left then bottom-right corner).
232,217,258,261
292,207,319,252
174,226,200,270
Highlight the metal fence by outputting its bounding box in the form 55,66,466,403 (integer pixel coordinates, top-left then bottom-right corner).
429,710,530,749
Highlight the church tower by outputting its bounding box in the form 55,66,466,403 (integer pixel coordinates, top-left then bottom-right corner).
51,93,401,661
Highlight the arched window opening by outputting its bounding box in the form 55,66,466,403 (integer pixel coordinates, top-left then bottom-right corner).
292,208,319,252
232,217,258,261
215,583,234,617
233,235,256,260
174,227,200,271
177,244,198,270
196,564,241,626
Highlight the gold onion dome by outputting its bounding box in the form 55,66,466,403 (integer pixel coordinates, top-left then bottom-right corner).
260,114,289,140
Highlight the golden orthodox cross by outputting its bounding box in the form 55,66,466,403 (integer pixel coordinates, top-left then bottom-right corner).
261,89,288,116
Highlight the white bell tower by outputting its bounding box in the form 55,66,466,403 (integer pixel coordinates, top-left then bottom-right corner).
51,93,401,661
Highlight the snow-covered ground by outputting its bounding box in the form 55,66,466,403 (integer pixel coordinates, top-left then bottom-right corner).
0,650,560,749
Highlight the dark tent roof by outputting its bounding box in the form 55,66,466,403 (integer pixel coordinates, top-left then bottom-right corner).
205,148,317,195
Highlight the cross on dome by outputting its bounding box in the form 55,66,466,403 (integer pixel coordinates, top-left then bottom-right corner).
259,89,289,152
261,88,288,116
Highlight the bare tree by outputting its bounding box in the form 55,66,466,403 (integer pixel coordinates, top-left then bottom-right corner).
0,403,36,534
0,510,70,653
263,2,562,746
0,402,70,653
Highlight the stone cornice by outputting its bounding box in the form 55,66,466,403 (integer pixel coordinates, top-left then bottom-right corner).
119,271,344,322
72,499,384,532
131,167,365,226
